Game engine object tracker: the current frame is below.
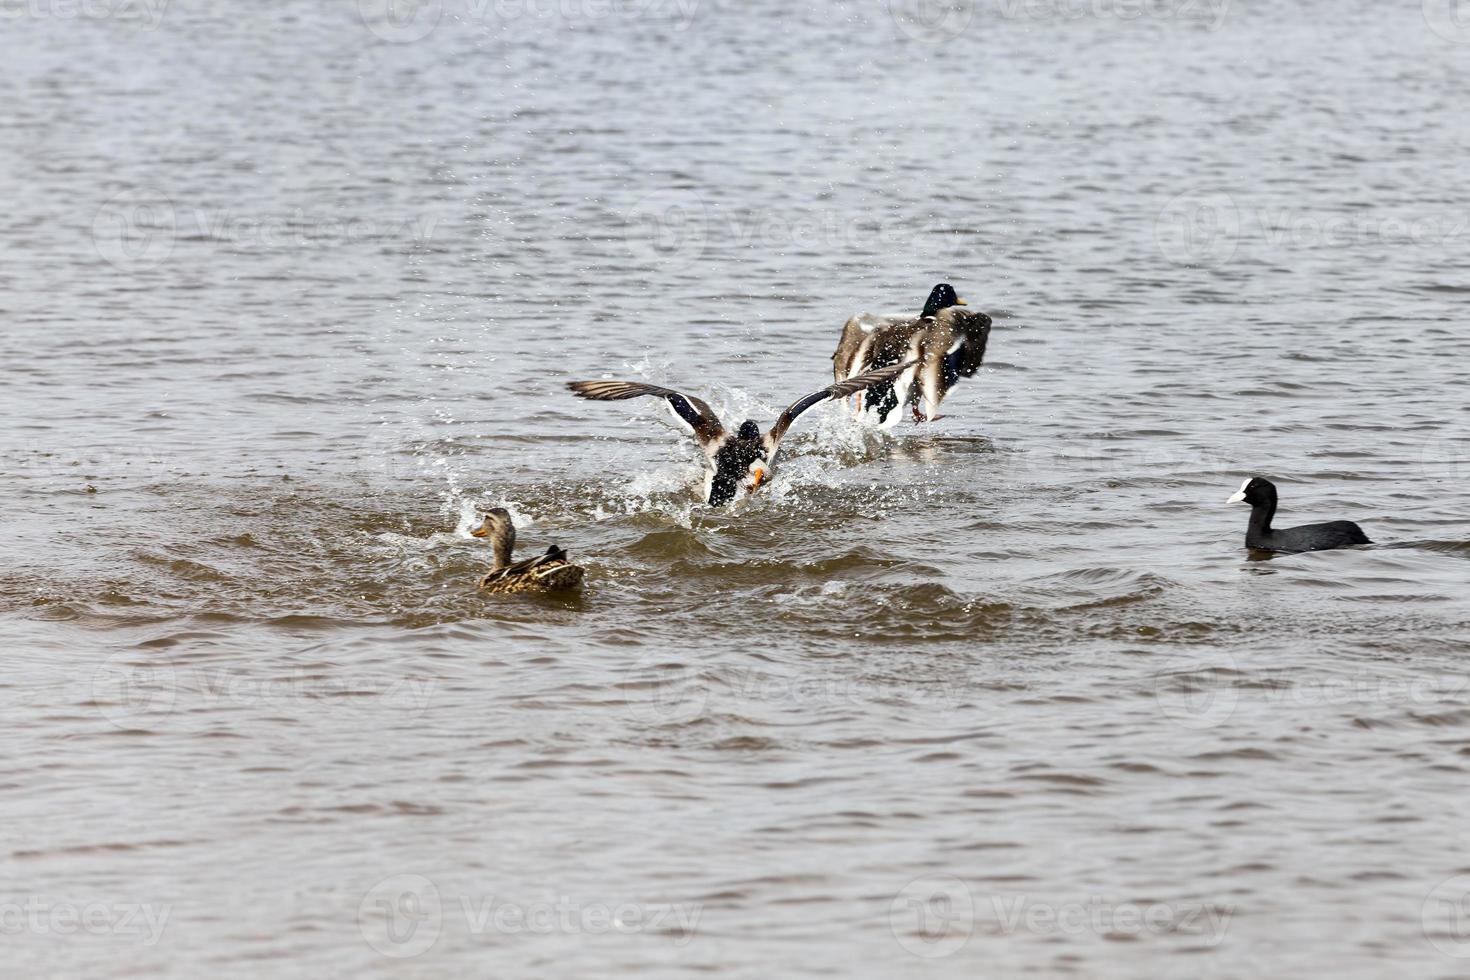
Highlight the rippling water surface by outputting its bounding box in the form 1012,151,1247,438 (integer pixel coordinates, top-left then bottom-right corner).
4,0,1470,975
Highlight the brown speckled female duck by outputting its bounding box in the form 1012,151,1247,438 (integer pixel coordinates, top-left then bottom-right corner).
471,508,585,594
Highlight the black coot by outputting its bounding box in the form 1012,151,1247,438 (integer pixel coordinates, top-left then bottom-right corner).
1227,477,1371,554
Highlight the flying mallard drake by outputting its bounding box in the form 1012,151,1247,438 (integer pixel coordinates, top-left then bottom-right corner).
831,283,992,427
470,508,585,593
567,360,917,506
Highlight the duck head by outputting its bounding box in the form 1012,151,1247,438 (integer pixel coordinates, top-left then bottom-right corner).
470,507,516,569
920,282,967,318
706,426,770,506
735,421,767,490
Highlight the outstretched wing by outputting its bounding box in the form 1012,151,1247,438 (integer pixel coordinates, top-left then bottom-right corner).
766,359,919,449
831,313,913,381
937,308,992,380
567,380,726,448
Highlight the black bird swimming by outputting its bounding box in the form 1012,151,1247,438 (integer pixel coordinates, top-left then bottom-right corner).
567,361,916,506
1227,477,1371,554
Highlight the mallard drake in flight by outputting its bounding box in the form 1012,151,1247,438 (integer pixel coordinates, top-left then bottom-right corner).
831,283,992,426
470,508,585,593
567,360,916,506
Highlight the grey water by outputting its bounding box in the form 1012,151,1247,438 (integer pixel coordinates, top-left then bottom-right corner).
3,0,1470,975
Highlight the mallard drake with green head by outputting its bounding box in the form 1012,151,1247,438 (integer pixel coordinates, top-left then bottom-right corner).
567,360,916,506
831,283,993,426
471,508,585,594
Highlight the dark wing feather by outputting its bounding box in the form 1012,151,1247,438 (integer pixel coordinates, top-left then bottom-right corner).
938,309,992,379
567,380,725,447
832,314,881,379
482,547,563,584
766,360,919,448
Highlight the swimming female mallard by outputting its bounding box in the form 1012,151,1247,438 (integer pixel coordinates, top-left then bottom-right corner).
470,508,585,594
831,283,993,426
567,360,916,507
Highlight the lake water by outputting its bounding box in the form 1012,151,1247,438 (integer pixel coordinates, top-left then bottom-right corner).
4,0,1470,975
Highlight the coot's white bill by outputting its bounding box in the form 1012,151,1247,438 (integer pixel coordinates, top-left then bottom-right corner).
1227,478,1250,504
